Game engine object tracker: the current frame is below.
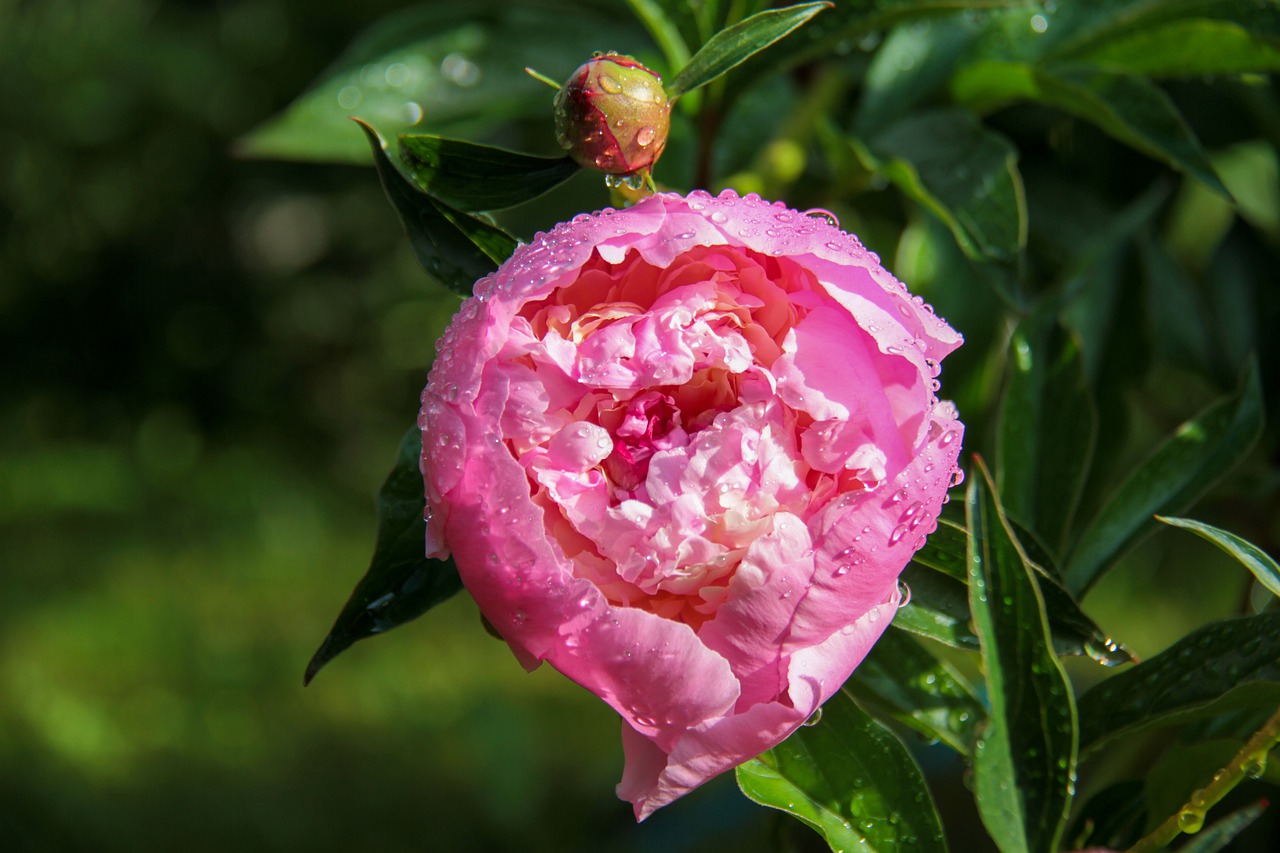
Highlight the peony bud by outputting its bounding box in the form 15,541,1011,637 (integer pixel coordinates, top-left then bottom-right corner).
554,54,671,176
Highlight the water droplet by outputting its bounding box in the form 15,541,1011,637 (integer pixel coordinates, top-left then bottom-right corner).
889,524,908,546
598,74,622,94
804,208,840,228
802,707,823,727
1030,13,1049,32
1176,807,1204,833
1244,754,1268,779
636,126,656,147
897,581,911,608
512,610,527,625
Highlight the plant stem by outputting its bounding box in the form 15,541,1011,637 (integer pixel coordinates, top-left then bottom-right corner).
1126,704,1280,852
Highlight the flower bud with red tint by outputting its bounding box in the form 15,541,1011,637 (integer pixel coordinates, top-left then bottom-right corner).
554,54,671,176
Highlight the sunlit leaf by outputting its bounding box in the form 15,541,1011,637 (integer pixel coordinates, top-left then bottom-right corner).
847,628,984,754
996,309,1096,558
360,121,518,296
736,689,946,853
967,458,1076,853
667,2,832,98
236,1,638,163
397,135,579,211
305,428,464,684
1157,516,1280,600
952,61,1229,197
1063,362,1264,595
1047,0,1280,73
857,109,1026,261
1077,612,1280,752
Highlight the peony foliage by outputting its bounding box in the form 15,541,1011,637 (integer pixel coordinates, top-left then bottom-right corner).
246,1,1280,850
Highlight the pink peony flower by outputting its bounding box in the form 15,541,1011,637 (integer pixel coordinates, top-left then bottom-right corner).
419,190,964,819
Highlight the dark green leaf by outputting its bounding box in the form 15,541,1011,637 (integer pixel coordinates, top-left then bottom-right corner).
952,61,1229,197
305,428,464,685
967,458,1076,853
360,121,518,296
667,2,831,98
1177,800,1270,853
236,1,639,163
858,109,1027,261
855,14,980,131
1063,362,1264,595
847,629,984,754
1158,516,1280,600
996,309,1096,558
901,517,1133,665
1138,235,1217,376
396,136,579,212
894,563,981,651
736,689,947,853
1065,780,1147,852
1077,612,1280,752
1047,0,1280,73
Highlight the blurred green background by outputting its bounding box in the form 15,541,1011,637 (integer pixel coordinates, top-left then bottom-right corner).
2,1,1278,851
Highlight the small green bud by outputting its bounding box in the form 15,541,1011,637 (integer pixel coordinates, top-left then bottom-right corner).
553,54,671,176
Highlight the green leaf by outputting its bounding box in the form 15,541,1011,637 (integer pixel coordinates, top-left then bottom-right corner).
996,309,1097,558
1177,800,1270,853
846,629,985,754
966,458,1077,853
1076,612,1280,752
894,563,981,651
360,121,518,296
1062,362,1264,595
1061,18,1280,77
857,109,1027,261
1158,516,1280,600
396,136,579,212
902,515,1133,665
305,428,464,685
952,61,1229,197
1065,780,1147,852
236,1,637,163
624,0,692,80
736,689,947,853
667,2,831,98
1047,0,1280,70
855,14,981,131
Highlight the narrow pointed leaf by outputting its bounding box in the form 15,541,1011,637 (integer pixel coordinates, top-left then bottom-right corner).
996,309,1097,558
967,458,1077,853
858,109,1027,261
667,2,831,98
1158,516,1280,600
396,135,579,211
1077,612,1280,752
235,1,636,163
847,629,985,754
952,61,1229,197
736,689,947,853
305,428,464,684
359,120,518,296
901,517,1133,665
1063,363,1264,595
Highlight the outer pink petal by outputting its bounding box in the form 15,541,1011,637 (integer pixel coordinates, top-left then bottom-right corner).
621,594,901,820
